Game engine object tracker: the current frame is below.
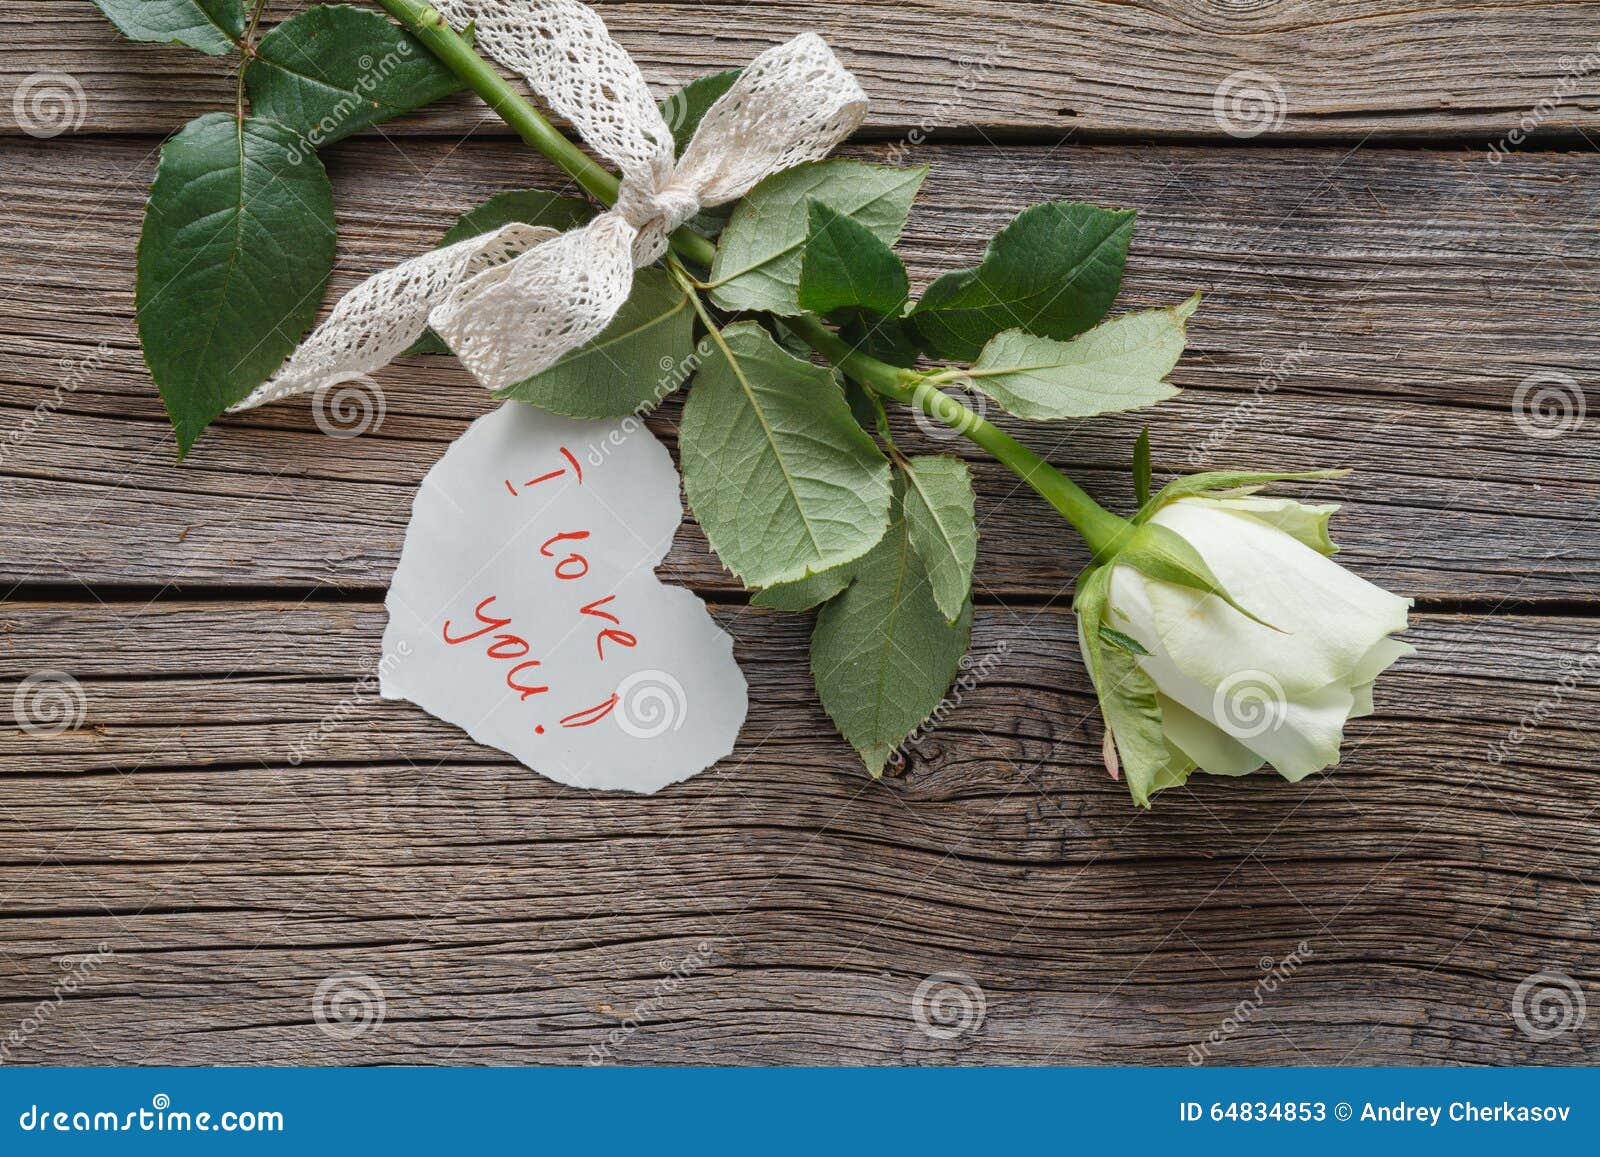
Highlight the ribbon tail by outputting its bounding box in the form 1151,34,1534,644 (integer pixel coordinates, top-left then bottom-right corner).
431,213,638,391
229,224,555,412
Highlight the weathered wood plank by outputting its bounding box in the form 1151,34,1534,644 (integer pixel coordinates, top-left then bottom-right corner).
14,135,1597,414
4,387,1595,603
7,2,1600,140
2,137,1595,599
0,600,1595,1064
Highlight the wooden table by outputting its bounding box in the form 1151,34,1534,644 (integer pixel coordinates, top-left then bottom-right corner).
1,1,1596,1065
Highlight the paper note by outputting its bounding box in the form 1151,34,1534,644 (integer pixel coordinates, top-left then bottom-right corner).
381,402,748,793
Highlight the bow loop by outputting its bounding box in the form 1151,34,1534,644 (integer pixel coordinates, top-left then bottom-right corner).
433,214,638,387
674,33,868,207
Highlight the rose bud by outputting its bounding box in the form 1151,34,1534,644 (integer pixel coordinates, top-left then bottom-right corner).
1075,473,1413,806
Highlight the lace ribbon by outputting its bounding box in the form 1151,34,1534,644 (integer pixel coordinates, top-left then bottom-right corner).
231,0,867,410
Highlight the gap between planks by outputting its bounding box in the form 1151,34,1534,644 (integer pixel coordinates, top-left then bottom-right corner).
2,586,1599,618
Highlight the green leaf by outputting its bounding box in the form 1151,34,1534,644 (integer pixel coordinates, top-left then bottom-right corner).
494,267,695,418
1098,624,1149,656
89,0,243,56
439,189,596,245
797,199,910,316
404,190,596,357
1133,427,1152,508
402,331,451,359
1139,469,1350,522
709,161,926,315
137,113,336,455
1114,522,1279,632
811,484,973,775
842,377,883,435
659,68,741,155
1217,496,1342,556
682,204,735,242
911,201,1136,361
1074,566,1193,807
681,322,892,588
247,6,466,146
752,563,855,612
964,295,1195,419
839,311,922,368
1093,639,1194,806
900,456,977,623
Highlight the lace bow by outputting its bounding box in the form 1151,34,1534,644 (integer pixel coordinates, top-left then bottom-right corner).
233,0,867,411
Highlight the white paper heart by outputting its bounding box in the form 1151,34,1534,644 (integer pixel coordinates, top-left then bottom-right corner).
380,402,748,792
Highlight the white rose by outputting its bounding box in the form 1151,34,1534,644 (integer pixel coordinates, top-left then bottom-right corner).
1079,490,1413,805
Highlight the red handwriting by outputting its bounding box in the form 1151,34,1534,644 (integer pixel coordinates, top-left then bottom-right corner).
503,446,583,497
443,453,648,737
540,530,591,581
441,596,509,645
560,694,619,729
535,537,637,653
440,595,549,700
579,597,637,660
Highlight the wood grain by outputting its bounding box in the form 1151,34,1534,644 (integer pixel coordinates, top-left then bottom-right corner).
0,600,1596,1064
2,137,1595,600
6,2,1600,140
3,1,1598,1071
